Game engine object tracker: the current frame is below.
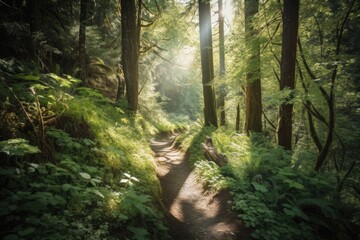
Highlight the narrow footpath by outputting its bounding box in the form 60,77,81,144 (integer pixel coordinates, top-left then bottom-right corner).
150,134,248,240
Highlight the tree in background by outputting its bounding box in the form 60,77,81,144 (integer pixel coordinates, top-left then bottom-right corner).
277,0,299,150
198,0,218,127
244,0,262,134
120,0,141,113
79,0,88,84
218,0,226,126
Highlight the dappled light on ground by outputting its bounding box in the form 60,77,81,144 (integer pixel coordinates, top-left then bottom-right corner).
151,135,248,240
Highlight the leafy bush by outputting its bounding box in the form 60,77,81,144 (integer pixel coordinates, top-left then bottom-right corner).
187,126,358,239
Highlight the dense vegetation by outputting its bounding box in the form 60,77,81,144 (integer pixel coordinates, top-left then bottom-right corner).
1,0,359,239
0,60,176,239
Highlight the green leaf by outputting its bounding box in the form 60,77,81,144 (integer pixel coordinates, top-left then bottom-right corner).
91,190,105,198
0,138,40,156
17,227,35,237
284,208,295,217
79,172,91,180
251,182,268,193
62,184,72,191
3,234,20,240
127,226,149,240
91,178,102,183
284,179,304,190
130,176,139,182
28,163,39,168
18,74,40,81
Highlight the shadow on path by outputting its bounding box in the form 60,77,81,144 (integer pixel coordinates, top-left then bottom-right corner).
151,135,250,240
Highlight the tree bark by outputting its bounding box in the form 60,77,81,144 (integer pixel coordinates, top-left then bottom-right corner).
277,0,300,150
244,0,262,135
24,0,41,59
235,102,240,132
199,0,218,127
121,0,140,113
79,0,88,84
218,0,226,126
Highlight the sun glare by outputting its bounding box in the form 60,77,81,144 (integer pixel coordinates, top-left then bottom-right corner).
221,0,234,33
223,0,234,20
211,0,234,33
175,46,195,69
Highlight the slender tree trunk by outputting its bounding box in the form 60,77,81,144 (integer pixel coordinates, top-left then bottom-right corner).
218,0,226,126
314,0,355,171
244,0,262,134
24,0,40,59
277,0,300,150
79,0,88,84
199,0,218,127
25,0,40,34
235,102,241,132
297,64,323,152
116,74,125,101
121,0,140,113
307,109,323,151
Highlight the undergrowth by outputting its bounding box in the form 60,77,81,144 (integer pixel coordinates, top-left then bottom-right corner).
0,59,176,240
185,125,359,240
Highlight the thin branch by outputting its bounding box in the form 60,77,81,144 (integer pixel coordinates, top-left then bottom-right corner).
297,37,330,102
261,22,281,54
273,68,280,85
262,110,276,129
2,79,38,137
142,1,157,16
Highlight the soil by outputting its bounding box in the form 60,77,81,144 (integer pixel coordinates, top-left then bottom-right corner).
150,134,251,240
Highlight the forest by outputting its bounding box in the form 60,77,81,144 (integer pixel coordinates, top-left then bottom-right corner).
0,0,359,239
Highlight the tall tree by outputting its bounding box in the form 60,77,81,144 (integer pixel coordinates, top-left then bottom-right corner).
120,0,141,113
235,102,241,132
24,0,41,59
244,0,262,134
277,0,300,150
218,0,226,126
79,0,88,84
199,0,218,127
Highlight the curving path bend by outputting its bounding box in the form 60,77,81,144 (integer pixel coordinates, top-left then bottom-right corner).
151,134,248,240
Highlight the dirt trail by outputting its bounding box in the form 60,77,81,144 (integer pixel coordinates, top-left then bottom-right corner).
150,134,249,240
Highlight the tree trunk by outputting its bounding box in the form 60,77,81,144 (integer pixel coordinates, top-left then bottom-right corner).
116,74,125,101
199,0,218,127
218,0,226,126
79,0,88,84
244,0,262,135
277,0,300,150
25,0,40,34
121,0,140,113
24,0,40,59
235,102,240,132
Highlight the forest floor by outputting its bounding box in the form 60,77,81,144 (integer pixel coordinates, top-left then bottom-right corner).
150,134,250,240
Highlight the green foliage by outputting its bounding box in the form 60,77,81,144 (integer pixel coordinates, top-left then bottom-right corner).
188,125,358,239
0,65,171,239
228,134,356,239
0,138,40,156
195,160,227,190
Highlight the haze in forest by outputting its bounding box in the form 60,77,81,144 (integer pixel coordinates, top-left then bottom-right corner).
0,0,359,239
